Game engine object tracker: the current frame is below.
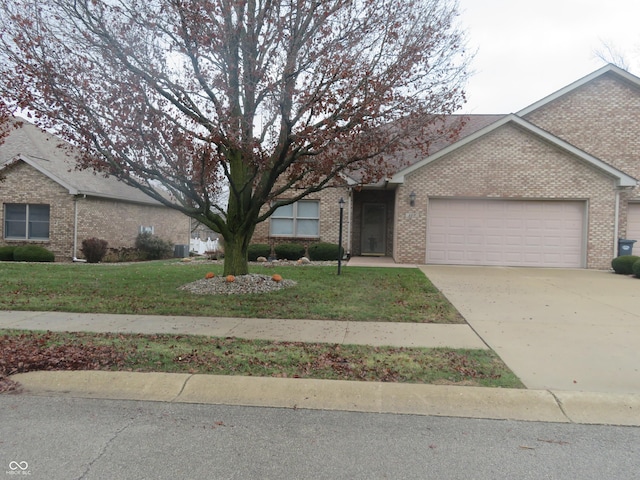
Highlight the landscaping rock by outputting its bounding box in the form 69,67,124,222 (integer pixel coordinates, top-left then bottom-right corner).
178,274,297,295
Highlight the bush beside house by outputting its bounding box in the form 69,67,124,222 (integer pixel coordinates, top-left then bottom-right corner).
248,244,271,261
611,255,639,275
12,245,55,262
633,259,640,278
308,242,343,261
274,243,305,260
135,232,174,260
81,238,109,263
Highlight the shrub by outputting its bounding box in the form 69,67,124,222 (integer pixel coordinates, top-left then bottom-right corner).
611,255,640,275
80,237,109,263
0,246,16,261
12,245,55,262
102,247,142,263
135,232,173,260
248,244,271,261
308,242,344,261
274,242,305,260
633,259,640,278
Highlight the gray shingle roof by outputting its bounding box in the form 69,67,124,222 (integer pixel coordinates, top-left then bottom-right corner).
0,118,162,205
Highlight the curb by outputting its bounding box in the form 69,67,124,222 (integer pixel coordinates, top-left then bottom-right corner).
9,371,640,426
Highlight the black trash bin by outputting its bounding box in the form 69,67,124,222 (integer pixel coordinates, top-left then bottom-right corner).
617,239,637,256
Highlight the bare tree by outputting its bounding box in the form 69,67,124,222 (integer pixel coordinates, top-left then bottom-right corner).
594,41,630,70
0,0,470,274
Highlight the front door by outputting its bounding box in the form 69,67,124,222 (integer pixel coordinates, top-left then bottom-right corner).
361,203,386,255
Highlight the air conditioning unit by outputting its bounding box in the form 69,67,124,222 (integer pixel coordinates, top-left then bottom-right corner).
173,244,189,258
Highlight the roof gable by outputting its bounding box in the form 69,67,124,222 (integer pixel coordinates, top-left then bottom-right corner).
517,64,640,116
390,114,637,187
0,119,162,205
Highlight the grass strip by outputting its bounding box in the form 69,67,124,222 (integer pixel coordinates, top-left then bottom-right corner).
0,329,524,388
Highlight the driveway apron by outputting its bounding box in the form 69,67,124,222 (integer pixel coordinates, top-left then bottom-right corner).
420,266,640,394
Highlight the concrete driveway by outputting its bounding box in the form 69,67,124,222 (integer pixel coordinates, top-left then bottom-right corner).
420,266,640,394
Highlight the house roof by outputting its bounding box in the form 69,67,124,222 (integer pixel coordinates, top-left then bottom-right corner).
387,64,640,188
389,114,637,187
0,118,162,205
342,114,505,186
518,64,640,116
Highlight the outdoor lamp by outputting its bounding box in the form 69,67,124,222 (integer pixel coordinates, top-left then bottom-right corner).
409,191,416,207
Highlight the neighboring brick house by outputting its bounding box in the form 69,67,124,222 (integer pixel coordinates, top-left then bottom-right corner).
253,64,640,269
0,119,190,261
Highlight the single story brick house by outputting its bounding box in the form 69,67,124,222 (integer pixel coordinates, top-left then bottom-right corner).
252,64,640,269
0,118,190,261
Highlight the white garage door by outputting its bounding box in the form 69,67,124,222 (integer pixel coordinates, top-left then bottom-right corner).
427,199,585,267
627,203,640,244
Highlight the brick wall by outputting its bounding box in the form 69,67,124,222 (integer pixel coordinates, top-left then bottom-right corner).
524,72,640,240
1,160,191,261
395,124,618,269
0,162,75,260
75,196,190,256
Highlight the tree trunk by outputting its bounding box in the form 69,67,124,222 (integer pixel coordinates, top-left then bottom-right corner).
222,231,251,276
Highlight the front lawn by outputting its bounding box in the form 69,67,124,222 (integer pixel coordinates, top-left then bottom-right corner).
0,260,463,323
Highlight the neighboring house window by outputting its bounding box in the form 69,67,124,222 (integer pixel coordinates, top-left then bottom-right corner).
4,204,50,240
270,200,320,237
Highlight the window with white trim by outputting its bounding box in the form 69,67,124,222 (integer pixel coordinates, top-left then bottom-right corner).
4,204,50,240
270,200,320,237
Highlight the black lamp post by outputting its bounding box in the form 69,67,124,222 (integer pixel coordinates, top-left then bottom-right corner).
338,197,345,275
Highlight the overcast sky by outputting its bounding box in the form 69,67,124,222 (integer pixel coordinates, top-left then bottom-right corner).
456,0,640,113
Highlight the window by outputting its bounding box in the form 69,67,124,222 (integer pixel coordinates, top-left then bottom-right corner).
4,204,50,240
270,200,319,237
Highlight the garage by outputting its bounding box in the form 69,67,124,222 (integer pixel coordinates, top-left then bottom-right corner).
427,199,586,267
627,203,640,245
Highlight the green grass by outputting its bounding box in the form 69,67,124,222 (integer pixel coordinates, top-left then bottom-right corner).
1,329,524,388
0,260,463,323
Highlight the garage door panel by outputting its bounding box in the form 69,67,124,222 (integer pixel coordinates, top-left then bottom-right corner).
427,199,584,268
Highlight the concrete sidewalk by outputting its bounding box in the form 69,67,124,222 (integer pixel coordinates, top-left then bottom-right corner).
0,310,486,349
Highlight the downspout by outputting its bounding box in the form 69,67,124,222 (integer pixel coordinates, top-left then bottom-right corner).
614,189,620,258
72,195,87,262
346,188,352,258
73,195,79,260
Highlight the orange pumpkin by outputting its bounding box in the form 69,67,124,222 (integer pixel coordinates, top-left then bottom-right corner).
205,272,215,279
226,275,235,283
272,274,283,282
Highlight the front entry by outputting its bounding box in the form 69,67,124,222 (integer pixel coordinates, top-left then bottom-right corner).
361,203,386,255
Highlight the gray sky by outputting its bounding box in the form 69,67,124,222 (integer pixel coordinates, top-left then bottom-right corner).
457,0,640,113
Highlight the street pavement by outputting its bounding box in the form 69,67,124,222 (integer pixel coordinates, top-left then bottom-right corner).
2,395,639,480
1,260,640,426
